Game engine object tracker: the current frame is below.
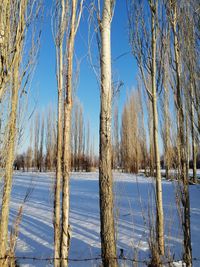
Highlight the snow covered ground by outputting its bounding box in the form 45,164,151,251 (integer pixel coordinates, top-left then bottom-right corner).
4,171,200,266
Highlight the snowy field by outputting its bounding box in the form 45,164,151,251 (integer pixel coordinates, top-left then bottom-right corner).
4,172,200,266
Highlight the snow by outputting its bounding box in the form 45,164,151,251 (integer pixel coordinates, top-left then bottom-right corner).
3,171,200,266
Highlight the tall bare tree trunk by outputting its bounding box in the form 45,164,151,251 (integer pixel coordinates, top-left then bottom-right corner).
0,1,27,264
53,1,82,265
61,1,78,265
99,1,117,266
54,16,64,267
54,1,65,265
0,68,19,267
171,3,192,265
151,2,164,255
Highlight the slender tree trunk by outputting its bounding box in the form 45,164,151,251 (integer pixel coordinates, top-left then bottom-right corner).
151,3,164,256
61,1,77,266
172,4,192,266
39,116,44,172
54,1,67,264
54,29,64,267
148,102,154,177
164,87,170,180
0,68,19,267
0,1,27,263
99,1,117,266
61,99,71,267
185,115,190,177
86,120,90,171
74,106,78,171
191,85,197,183
34,113,40,171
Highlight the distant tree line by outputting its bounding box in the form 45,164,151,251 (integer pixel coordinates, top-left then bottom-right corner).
13,102,97,172
14,85,200,177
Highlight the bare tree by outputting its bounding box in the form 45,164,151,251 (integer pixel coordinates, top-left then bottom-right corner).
121,91,141,173
85,120,91,171
0,0,41,264
137,84,148,175
72,100,85,171
61,1,83,266
160,36,171,180
52,0,67,264
181,3,199,183
97,0,118,266
77,103,84,171
33,112,40,171
128,0,165,257
25,123,33,172
121,104,129,172
45,106,56,171
167,1,192,265
162,86,171,180
146,99,155,177
39,114,44,172
25,147,33,172
52,1,83,264
113,105,120,170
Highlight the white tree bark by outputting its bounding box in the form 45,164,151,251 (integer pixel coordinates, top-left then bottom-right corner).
151,3,164,255
99,1,117,266
54,1,65,265
61,1,78,266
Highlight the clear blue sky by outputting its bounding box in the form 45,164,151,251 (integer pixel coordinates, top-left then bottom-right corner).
25,1,138,153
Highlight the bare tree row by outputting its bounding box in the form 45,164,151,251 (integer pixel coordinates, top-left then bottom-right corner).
13,103,97,172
